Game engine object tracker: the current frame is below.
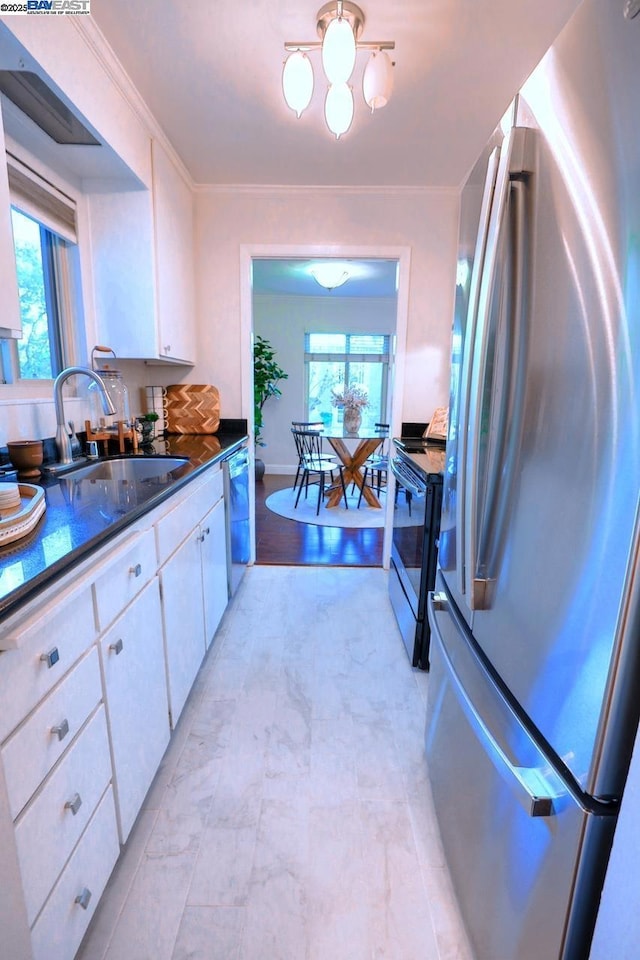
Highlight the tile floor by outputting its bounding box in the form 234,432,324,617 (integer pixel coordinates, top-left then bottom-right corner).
77,565,472,960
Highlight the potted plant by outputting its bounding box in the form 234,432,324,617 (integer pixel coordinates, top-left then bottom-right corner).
253,334,288,480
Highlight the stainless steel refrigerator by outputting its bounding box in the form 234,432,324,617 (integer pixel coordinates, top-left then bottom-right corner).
426,1,640,958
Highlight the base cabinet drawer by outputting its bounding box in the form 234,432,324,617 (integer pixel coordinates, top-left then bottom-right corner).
15,706,112,926
93,527,157,634
155,467,222,565
0,583,96,743
31,786,119,960
2,648,102,821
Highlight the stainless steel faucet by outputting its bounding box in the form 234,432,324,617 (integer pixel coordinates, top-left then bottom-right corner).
53,366,116,465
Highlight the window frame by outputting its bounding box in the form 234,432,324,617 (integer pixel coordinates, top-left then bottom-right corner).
0,146,86,390
304,332,391,428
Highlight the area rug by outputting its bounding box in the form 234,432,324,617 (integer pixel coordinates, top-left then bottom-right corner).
265,485,418,528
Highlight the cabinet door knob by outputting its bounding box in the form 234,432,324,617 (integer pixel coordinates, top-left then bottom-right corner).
40,647,60,669
129,563,142,578
51,719,70,742
75,887,92,910
203,527,210,536
109,638,124,655
163,344,171,354
65,792,82,816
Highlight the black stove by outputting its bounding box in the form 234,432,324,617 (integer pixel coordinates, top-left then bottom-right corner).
388,437,445,670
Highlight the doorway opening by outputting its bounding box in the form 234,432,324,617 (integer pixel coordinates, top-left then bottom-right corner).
242,249,410,568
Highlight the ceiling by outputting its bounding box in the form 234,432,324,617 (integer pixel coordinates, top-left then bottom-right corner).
252,257,398,299
89,0,582,190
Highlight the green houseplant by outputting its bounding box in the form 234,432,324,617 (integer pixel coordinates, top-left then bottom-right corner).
253,334,288,479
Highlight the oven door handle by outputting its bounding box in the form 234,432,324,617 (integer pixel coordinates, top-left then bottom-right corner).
390,458,426,498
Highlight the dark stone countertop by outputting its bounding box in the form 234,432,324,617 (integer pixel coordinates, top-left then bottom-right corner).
0,429,248,625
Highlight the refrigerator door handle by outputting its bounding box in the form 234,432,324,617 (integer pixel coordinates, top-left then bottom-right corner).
428,591,566,818
465,126,531,610
455,145,502,603
476,177,529,593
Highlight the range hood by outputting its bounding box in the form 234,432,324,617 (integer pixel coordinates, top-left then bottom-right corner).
0,70,100,145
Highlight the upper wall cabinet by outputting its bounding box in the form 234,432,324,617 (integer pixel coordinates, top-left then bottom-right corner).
88,183,158,359
151,138,196,365
88,140,196,365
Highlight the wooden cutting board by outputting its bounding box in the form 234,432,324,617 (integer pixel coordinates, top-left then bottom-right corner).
165,384,220,434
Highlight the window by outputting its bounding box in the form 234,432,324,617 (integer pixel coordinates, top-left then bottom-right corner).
0,154,83,384
305,332,390,431
10,207,63,379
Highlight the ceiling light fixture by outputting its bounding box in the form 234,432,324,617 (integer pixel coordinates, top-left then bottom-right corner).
282,1,395,139
310,263,351,290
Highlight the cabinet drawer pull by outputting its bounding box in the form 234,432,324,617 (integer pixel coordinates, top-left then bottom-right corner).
40,647,60,669
75,887,92,910
51,719,70,742
129,563,142,578
109,638,124,655
64,792,82,816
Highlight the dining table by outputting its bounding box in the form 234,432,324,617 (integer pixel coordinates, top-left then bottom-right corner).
323,426,388,508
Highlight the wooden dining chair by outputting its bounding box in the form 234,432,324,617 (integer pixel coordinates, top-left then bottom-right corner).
292,428,348,515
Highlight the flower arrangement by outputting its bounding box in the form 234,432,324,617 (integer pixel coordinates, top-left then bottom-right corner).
331,383,369,410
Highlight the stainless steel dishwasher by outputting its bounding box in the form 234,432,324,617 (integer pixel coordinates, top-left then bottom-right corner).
221,444,250,597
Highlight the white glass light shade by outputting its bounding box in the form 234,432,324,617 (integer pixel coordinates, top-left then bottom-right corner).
324,83,354,139
321,16,356,84
282,51,314,118
310,263,350,289
363,50,394,111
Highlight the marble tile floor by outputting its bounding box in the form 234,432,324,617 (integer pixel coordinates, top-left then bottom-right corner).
77,565,473,960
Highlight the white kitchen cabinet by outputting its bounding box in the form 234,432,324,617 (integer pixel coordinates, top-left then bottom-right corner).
2,648,102,821
88,186,159,359
156,466,227,725
151,138,196,364
99,577,169,842
88,137,196,364
14,706,112,927
30,786,120,960
0,458,230,959
200,497,228,648
159,526,206,727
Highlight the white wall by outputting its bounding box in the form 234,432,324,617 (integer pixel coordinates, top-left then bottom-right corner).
194,187,460,432
254,292,397,471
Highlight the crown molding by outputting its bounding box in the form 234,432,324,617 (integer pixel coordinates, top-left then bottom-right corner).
193,182,458,198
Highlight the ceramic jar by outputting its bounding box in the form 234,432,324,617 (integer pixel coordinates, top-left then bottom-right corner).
7,440,43,478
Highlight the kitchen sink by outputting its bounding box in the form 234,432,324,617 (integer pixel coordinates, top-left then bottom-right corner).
59,455,191,483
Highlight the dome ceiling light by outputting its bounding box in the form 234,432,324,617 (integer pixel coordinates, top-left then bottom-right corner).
309,262,351,290
282,1,395,139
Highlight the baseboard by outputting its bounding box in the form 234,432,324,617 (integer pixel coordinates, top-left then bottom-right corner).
264,464,297,475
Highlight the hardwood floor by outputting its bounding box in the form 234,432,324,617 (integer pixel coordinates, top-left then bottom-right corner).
255,474,383,567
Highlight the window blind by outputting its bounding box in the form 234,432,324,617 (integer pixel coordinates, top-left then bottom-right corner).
6,153,77,243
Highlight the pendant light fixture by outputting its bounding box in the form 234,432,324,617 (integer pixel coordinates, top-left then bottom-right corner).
282,2,395,139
